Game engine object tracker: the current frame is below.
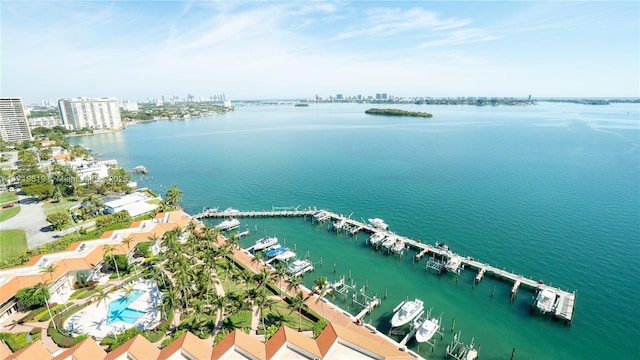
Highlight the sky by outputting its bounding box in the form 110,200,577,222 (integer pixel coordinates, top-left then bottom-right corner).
2,1,639,103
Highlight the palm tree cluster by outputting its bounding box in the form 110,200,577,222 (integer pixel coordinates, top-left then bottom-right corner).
135,224,315,341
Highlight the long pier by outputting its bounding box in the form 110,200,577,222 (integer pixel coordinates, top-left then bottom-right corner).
194,206,576,324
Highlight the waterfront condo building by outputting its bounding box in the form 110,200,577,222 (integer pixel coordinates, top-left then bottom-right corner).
0,97,32,142
57,97,123,130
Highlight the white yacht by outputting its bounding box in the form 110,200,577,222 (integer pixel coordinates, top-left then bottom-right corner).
286,259,314,276
415,317,440,343
333,218,347,231
274,249,296,262
215,218,240,231
253,236,278,251
381,235,396,250
368,218,389,230
390,239,405,254
444,255,462,273
369,232,386,246
390,299,424,327
535,288,558,314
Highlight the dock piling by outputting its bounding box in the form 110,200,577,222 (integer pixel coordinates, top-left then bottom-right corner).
451,318,455,333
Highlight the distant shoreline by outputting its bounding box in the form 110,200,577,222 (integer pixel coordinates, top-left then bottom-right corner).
365,108,433,118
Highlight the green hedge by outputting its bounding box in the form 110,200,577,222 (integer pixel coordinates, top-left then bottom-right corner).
47,304,85,348
161,329,186,348
18,306,47,324
0,331,41,352
34,304,66,321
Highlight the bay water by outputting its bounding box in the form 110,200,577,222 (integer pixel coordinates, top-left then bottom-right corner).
70,102,640,359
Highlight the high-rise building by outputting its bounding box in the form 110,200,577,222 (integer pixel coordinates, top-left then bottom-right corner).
57,97,123,130
0,97,32,142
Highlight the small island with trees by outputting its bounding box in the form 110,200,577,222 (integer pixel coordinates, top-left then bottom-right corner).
364,108,433,118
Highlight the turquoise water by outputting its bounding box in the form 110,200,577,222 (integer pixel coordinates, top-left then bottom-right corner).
71,102,640,359
107,289,145,324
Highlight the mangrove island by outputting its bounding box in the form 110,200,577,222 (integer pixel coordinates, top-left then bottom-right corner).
365,108,433,118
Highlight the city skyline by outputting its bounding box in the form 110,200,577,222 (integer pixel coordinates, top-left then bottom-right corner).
2,1,639,104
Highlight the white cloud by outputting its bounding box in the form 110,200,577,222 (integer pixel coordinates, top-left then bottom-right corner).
419,28,498,48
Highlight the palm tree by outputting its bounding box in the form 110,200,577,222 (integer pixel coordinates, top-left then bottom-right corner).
34,283,56,330
39,263,57,281
271,262,288,290
286,275,302,295
123,283,135,302
254,292,276,332
253,268,270,293
122,235,133,252
313,277,328,319
164,184,183,210
162,287,180,329
289,291,306,331
94,287,112,323
251,251,264,270
103,245,120,280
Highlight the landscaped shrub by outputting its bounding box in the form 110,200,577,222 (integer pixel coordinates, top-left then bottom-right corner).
312,319,328,338
160,329,186,348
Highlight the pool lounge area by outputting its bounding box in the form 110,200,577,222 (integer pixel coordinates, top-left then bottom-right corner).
64,280,163,340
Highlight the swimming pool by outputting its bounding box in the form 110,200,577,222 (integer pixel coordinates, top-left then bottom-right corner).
107,289,146,324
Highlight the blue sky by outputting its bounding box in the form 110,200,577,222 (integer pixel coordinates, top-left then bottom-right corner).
2,1,638,103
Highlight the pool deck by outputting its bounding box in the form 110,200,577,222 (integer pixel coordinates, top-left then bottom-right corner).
64,280,162,340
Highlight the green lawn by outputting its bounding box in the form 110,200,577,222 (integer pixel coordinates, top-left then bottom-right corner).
0,192,17,204
0,230,27,261
44,200,79,216
225,310,252,330
0,206,20,222
145,199,162,205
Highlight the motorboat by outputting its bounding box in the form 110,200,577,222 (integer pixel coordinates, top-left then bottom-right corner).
368,218,389,230
390,299,424,327
313,210,330,221
274,249,296,262
535,288,559,314
253,236,278,251
390,239,405,254
333,218,346,230
224,207,240,215
369,232,386,246
286,259,314,276
415,317,440,343
266,245,286,258
444,255,462,273
435,242,450,252
215,218,240,231
381,235,396,250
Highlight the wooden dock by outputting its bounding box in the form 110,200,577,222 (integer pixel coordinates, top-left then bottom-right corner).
193,206,576,324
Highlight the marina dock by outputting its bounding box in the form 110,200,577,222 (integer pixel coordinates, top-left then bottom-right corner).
195,206,576,324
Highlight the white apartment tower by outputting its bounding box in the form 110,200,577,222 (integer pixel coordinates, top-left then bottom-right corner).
0,97,32,142
58,97,123,130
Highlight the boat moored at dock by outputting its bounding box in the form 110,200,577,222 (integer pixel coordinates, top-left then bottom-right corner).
333,218,347,231
415,317,440,343
445,255,463,274
391,299,424,328
369,232,386,246
391,239,405,254
253,236,278,251
535,288,559,314
266,245,286,258
215,218,240,231
368,218,389,230
286,259,314,276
